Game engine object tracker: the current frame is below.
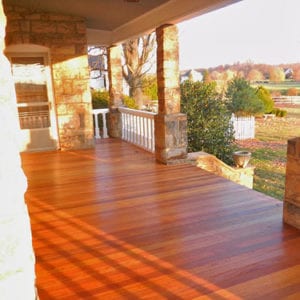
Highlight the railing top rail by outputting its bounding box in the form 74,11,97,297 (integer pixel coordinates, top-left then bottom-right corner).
93,108,109,114
119,107,157,118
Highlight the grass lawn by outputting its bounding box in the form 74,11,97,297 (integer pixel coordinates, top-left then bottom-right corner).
236,104,300,200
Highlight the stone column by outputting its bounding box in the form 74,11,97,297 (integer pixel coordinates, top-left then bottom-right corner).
283,137,300,229
155,24,187,164
107,45,123,138
0,1,36,299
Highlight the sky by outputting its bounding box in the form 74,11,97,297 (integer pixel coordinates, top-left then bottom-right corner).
178,0,300,70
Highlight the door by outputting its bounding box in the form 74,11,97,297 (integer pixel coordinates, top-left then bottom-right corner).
10,55,59,152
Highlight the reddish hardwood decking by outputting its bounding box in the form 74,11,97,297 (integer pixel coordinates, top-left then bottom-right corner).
22,139,300,299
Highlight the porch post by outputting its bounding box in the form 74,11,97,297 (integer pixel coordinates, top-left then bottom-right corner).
0,1,36,299
155,24,187,164
107,45,123,138
283,137,300,229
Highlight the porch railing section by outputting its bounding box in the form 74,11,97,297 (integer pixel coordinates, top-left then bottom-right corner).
92,108,109,139
119,107,156,153
231,114,255,140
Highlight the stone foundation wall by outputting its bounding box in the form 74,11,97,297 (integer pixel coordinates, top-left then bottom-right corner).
284,138,300,229
4,5,94,150
190,152,254,189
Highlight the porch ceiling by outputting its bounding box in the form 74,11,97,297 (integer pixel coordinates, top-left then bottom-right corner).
4,0,242,45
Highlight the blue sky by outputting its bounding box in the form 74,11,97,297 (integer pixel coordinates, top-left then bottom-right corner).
178,0,300,70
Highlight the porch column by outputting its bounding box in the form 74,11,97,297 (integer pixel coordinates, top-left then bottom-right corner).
107,45,123,138
283,137,300,229
155,24,187,164
0,1,36,299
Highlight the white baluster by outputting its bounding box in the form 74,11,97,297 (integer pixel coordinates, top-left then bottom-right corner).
102,111,108,138
93,111,101,139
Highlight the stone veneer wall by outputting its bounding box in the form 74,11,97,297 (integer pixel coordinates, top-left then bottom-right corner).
155,24,187,164
284,138,300,229
4,4,94,150
193,152,254,189
0,1,36,298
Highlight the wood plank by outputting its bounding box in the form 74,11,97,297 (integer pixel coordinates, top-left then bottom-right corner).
21,138,300,299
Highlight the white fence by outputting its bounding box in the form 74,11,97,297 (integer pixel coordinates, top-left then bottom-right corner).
231,114,255,140
92,108,109,139
273,96,300,105
119,107,156,152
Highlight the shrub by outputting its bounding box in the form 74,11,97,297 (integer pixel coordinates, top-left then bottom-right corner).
256,86,274,114
226,77,264,116
279,110,287,117
123,95,138,109
181,80,235,164
91,90,138,109
272,108,280,116
272,108,287,117
91,90,109,108
287,88,298,96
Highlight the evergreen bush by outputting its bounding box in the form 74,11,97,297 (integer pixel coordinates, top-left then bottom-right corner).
181,81,235,164
226,77,264,116
256,86,274,114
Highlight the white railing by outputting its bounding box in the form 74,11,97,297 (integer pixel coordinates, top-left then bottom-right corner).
119,107,156,153
92,108,109,139
273,96,300,105
231,114,255,140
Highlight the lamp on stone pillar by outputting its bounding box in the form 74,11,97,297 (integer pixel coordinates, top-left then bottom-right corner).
155,24,187,164
107,44,123,138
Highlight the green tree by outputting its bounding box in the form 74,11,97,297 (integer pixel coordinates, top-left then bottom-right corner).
256,86,274,113
181,81,235,164
226,77,264,116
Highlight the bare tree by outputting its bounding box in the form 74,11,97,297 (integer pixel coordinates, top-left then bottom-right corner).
88,46,107,89
122,33,156,109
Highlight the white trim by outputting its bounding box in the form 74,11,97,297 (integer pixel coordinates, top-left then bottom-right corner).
6,48,60,151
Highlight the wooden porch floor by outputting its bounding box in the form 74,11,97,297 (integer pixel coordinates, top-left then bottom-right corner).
22,139,300,299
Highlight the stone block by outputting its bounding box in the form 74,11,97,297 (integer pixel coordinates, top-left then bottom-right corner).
76,22,86,34
4,10,22,20
25,13,41,20
5,20,19,32
20,20,30,32
75,43,87,55
56,22,76,34
108,109,122,138
283,202,300,230
154,113,187,163
284,137,300,229
52,44,76,55
31,20,56,33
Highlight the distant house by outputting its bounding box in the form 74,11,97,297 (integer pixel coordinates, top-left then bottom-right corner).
284,68,293,79
180,69,203,83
